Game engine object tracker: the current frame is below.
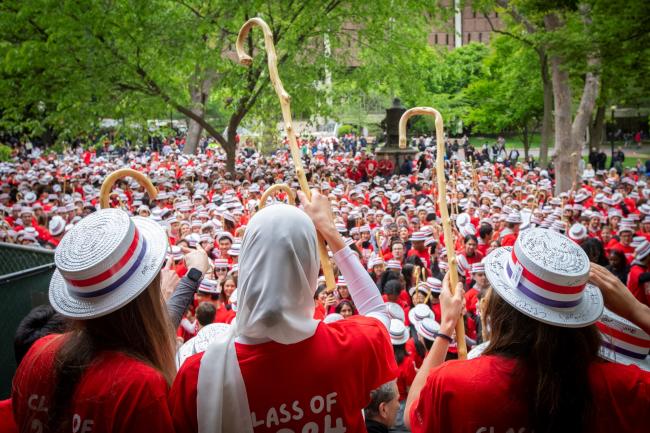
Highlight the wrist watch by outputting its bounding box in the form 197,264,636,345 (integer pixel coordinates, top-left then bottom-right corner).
186,267,203,283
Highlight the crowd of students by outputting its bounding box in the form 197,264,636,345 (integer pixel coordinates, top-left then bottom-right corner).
0,138,649,432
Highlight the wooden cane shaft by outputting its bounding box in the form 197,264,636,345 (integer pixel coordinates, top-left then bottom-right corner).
399,107,468,359
99,168,157,209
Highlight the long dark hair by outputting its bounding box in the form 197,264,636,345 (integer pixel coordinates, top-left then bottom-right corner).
483,292,601,433
393,343,407,364
44,276,176,432
409,324,427,359
580,238,608,266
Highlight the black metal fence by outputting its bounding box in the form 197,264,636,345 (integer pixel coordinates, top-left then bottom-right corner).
0,243,55,398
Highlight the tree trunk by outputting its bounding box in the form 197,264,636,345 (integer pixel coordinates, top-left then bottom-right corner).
589,103,606,150
522,123,530,160
539,52,553,167
184,70,215,155
548,52,574,193
571,57,601,183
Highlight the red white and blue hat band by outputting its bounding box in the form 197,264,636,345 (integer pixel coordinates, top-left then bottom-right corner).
64,227,148,299
506,248,584,309
597,322,650,360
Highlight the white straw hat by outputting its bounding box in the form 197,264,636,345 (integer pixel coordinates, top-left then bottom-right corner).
415,317,441,342
389,319,410,345
49,208,168,319
484,228,603,328
385,302,406,322
408,303,434,325
597,308,649,371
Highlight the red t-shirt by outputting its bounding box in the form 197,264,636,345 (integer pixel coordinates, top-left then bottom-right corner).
214,304,236,324
12,334,175,433
169,316,397,433
396,354,417,401
0,398,17,433
409,355,650,433
627,264,649,307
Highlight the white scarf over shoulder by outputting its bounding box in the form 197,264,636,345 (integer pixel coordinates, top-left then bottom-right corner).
198,204,320,433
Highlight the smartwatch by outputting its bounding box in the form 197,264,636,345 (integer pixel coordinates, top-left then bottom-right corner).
186,268,203,283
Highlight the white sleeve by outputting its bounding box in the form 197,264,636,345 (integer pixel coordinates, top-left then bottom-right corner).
333,246,389,330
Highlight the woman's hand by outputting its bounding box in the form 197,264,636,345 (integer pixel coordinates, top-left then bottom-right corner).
185,244,210,276
440,272,465,335
297,189,336,236
298,189,345,252
589,262,650,334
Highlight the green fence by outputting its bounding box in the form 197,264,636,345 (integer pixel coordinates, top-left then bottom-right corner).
0,242,55,398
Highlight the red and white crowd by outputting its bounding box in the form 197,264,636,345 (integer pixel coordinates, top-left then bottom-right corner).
1,139,649,433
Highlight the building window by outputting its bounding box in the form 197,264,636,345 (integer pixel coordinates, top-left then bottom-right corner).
473,11,476,18
446,34,449,45
495,12,499,18
435,34,438,44
479,32,483,42
467,33,471,43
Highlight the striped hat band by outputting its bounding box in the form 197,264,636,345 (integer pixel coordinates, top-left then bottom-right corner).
506,247,586,309
61,223,148,299
598,315,650,361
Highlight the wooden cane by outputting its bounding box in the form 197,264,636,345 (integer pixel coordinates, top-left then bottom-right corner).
99,168,158,209
399,107,468,359
237,18,336,292
259,183,296,209
413,265,421,292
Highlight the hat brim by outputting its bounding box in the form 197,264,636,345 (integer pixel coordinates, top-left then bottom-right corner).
390,334,410,345
49,217,168,319
484,247,604,328
598,343,650,371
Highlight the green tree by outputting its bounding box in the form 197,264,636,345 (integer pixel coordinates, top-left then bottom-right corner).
464,35,543,159
0,0,437,171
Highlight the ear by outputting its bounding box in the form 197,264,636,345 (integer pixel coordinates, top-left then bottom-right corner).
378,401,388,418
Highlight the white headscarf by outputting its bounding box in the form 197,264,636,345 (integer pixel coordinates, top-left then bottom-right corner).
198,204,320,433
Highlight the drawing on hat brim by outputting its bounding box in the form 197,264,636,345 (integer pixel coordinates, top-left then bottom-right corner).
484,247,604,328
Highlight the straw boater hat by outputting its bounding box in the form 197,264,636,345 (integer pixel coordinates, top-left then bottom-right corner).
389,319,410,345
568,223,588,242
415,317,441,342
471,262,485,274
484,228,604,328
408,303,434,325
597,308,650,371
385,302,406,322
49,208,168,319
198,278,220,295
410,231,428,242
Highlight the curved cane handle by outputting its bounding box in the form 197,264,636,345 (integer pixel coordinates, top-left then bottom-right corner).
99,168,157,209
236,17,336,293
259,184,296,209
398,107,468,359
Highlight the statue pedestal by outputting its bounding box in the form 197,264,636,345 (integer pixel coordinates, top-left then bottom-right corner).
373,98,418,175
375,145,418,176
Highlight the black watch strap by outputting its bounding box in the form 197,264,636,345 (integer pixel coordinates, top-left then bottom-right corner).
186,268,203,283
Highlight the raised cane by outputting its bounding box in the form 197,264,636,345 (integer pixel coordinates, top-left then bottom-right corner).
399,107,468,360
99,168,158,209
236,18,336,292
259,184,296,209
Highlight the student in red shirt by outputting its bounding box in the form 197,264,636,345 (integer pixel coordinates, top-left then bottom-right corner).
406,229,649,433
12,209,183,433
169,193,397,433
627,240,650,307
389,319,417,431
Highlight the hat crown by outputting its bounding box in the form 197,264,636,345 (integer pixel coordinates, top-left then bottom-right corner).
55,209,135,280
514,228,589,288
